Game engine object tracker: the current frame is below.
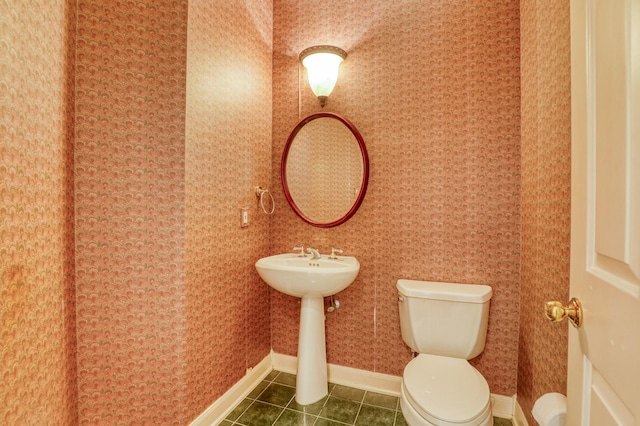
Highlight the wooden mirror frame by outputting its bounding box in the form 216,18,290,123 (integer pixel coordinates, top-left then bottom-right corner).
281,112,369,228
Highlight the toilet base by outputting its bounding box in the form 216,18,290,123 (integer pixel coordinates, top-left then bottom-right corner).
400,385,492,426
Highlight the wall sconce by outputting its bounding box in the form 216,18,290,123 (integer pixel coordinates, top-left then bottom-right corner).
300,45,347,107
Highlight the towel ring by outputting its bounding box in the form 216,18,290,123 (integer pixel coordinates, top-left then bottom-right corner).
255,186,275,215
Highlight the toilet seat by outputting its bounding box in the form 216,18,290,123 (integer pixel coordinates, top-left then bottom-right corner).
402,354,491,425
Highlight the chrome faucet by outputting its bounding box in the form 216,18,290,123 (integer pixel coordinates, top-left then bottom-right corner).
306,247,321,259
328,248,344,259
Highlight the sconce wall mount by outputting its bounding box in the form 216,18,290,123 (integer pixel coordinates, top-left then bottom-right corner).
300,45,347,107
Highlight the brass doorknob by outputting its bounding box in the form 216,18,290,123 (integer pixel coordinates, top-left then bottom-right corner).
544,297,583,328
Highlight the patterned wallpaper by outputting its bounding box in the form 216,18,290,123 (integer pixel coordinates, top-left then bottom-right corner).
74,0,274,424
272,0,522,396
74,1,190,423
185,0,273,419
2,0,572,422
5,0,272,422
518,0,571,422
1,0,77,424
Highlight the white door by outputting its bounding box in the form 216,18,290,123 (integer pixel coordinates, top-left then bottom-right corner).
568,0,640,424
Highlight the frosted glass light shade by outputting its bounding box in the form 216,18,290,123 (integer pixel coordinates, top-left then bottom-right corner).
300,46,347,107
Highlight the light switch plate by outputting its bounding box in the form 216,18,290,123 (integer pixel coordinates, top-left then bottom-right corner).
241,207,249,227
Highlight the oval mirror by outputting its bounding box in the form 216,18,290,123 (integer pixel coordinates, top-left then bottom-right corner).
282,112,369,228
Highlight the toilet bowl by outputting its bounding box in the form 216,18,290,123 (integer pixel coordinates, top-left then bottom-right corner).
397,280,493,426
400,355,492,426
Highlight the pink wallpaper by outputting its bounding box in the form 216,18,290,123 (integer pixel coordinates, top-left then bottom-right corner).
272,0,522,395
6,0,272,422
185,0,273,419
74,0,273,423
1,0,77,424
518,0,571,422
74,1,189,423
3,0,573,422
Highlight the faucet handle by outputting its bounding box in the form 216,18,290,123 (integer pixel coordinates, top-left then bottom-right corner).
293,246,306,257
329,248,344,259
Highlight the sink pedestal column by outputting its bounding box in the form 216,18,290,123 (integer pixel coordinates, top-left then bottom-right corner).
295,295,328,405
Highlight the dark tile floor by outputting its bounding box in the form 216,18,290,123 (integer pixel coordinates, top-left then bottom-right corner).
221,370,513,426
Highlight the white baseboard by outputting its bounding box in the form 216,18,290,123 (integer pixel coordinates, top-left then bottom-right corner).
271,352,402,396
491,393,515,419
328,361,403,396
272,352,518,418
189,354,272,426
270,351,297,375
192,351,520,425
513,396,530,426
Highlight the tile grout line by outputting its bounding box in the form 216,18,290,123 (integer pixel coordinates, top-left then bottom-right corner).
230,372,279,425
309,386,333,426
268,392,293,426
352,402,365,426
351,390,373,425
226,370,512,426
232,371,470,426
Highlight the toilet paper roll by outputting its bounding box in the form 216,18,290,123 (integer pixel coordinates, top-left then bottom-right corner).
532,392,567,426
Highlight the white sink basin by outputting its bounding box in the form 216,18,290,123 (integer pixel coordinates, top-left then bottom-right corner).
255,252,360,405
255,253,360,298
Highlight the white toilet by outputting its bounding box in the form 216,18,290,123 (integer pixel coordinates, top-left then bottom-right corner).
397,279,493,426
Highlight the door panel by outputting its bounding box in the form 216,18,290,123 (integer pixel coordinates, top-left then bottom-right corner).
587,362,634,426
569,0,640,424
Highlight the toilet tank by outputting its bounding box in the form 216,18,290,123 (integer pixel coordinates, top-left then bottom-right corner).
397,279,492,359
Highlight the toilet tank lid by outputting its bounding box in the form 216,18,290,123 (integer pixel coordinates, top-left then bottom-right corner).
397,280,492,303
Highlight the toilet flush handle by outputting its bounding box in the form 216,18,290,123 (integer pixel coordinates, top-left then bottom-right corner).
398,295,405,303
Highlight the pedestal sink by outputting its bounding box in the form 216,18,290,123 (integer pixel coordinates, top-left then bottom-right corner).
255,253,360,405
